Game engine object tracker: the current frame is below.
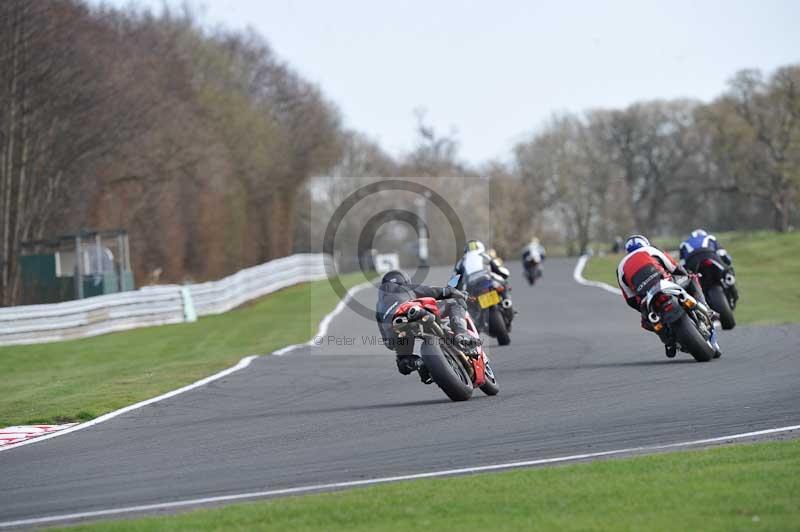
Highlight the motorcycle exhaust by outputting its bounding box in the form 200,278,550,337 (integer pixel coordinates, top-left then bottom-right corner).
501,298,513,309
724,273,736,286
648,312,660,324
678,292,697,309
407,306,421,320
393,316,408,325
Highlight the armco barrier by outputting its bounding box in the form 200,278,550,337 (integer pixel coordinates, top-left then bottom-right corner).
0,254,332,346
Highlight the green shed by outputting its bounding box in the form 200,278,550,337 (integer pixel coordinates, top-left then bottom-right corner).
19,229,135,305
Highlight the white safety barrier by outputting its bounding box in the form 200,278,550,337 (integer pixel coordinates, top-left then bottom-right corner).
0,254,332,346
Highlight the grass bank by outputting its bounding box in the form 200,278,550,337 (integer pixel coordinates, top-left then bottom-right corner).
0,272,370,426
582,231,800,325
62,438,800,532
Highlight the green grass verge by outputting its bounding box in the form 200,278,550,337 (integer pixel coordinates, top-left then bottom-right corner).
60,439,800,531
582,231,800,325
0,272,370,426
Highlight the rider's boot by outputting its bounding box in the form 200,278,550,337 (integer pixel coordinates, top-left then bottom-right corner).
655,327,677,358
448,310,482,357
395,355,420,375
397,354,433,383
454,333,481,357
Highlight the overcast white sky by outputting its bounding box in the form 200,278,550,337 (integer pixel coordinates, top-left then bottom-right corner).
97,0,799,165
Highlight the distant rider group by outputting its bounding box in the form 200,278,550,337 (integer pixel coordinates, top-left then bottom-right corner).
373,228,738,396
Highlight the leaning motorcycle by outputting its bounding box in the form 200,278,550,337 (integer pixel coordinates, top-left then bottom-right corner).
640,277,721,362
391,289,500,402
464,271,513,345
692,257,737,330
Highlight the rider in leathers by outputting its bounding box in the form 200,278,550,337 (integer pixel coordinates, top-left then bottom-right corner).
616,235,719,358
679,229,739,304
375,270,478,381
453,240,510,292
521,237,546,283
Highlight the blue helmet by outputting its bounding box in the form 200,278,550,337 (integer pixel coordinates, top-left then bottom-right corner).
624,234,650,253
690,228,708,238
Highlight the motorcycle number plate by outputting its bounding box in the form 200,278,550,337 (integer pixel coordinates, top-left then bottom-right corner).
477,290,501,309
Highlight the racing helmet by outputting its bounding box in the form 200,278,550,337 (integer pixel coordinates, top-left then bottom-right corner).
624,234,650,253
381,270,411,285
464,239,485,254
690,228,708,238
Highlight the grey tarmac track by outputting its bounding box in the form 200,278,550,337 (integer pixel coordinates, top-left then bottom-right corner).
1,258,799,527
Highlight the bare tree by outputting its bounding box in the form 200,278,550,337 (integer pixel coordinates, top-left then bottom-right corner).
0,0,153,304
703,67,800,231
603,100,703,234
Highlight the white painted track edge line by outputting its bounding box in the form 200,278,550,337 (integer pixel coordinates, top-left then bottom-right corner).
2,423,798,529
0,281,372,453
0,354,258,453
573,255,622,295
272,281,372,356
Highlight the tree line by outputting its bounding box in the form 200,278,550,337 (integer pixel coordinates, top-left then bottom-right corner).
496,66,800,256
302,65,799,262
1,0,797,305
0,1,341,305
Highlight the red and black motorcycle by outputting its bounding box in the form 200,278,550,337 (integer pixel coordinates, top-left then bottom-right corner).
391,294,499,402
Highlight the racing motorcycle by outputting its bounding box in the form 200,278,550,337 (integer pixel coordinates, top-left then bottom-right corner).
640,277,721,363
691,257,738,330
523,257,542,286
464,271,512,345
391,275,499,401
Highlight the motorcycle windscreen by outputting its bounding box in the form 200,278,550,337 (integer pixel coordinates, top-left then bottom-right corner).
447,274,461,288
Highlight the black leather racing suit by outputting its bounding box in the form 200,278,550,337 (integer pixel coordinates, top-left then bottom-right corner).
375,281,468,356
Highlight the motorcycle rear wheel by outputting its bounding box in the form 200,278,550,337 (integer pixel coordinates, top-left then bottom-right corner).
707,285,736,330
672,314,715,362
421,340,474,401
488,306,511,346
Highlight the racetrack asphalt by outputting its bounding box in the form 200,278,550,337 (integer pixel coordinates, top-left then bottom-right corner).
1,258,798,527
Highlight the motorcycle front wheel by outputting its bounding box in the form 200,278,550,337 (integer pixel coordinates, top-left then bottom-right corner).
479,356,500,396
421,340,474,401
